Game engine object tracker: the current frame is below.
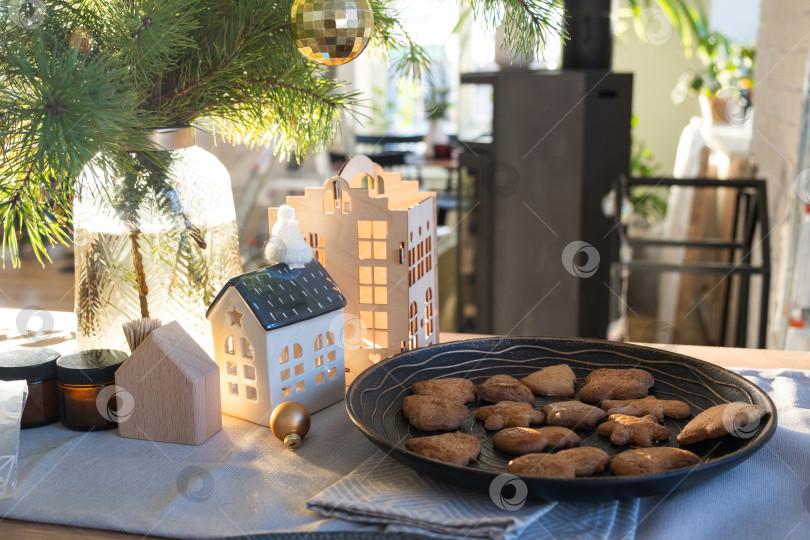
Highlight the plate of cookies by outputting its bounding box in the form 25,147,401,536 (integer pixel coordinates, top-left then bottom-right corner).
345,337,777,501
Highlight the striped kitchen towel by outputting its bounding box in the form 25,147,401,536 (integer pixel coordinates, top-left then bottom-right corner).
307,452,640,539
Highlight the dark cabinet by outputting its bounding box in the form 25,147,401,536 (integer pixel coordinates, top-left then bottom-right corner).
456,70,633,338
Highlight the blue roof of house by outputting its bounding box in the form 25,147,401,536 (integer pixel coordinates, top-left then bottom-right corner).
206,259,346,332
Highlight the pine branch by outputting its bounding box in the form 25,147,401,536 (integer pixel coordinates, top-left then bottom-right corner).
0,0,565,266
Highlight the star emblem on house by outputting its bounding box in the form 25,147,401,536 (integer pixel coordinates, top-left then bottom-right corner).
227,308,243,327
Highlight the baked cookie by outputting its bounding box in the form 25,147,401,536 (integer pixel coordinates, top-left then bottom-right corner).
676,402,768,445
402,395,469,431
597,414,671,447
579,368,655,403
493,426,579,455
520,364,576,397
405,432,481,465
611,447,701,476
474,401,546,430
601,396,691,422
541,401,607,431
507,447,610,478
411,378,476,404
476,375,534,404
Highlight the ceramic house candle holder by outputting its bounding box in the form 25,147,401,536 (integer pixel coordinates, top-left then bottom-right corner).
269,155,439,383
207,257,347,426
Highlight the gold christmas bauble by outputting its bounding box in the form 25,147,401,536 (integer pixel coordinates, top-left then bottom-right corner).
290,0,374,66
269,401,311,450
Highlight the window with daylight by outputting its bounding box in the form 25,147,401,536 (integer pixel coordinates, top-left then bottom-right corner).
225,336,235,355
226,361,237,376
360,310,388,349
228,382,239,396
245,386,258,401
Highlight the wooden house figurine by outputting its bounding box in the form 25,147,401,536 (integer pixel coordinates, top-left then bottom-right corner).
269,156,438,383
116,320,222,445
206,258,347,426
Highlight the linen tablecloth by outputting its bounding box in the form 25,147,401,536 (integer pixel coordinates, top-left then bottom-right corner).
0,368,808,539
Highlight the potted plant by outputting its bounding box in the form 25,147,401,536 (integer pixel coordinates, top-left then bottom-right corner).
425,84,452,159
626,0,754,124
672,33,755,125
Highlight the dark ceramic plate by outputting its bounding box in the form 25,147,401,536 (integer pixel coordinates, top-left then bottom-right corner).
345,337,777,501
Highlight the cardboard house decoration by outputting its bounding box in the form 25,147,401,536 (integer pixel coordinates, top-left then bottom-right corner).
269,156,439,383
206,259,347,426
116,320,222,445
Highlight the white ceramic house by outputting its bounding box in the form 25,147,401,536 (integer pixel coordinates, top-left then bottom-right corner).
206,259,347,426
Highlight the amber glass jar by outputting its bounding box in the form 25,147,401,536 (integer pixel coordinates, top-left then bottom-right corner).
0,348,60,428
56,350,126,431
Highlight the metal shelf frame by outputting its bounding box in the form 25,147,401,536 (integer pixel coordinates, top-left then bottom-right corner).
610,176,771,348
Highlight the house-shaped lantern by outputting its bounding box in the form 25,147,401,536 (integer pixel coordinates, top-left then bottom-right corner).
206,254,347,426
269,156,439,383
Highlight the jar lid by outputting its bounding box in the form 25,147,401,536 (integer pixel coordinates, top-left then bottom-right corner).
0,348,60,381
56,350,127,385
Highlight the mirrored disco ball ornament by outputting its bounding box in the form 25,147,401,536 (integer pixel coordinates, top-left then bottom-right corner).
291,0,374,66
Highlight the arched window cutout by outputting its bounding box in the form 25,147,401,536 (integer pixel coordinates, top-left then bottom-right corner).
425,288,435,339
293,343,303,359
279,346,289,364
241,337,254,359
323,191,335,214
225,336,235,355
326,331,335,346
315,334,323,351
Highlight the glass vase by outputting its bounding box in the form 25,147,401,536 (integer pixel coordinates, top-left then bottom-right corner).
74,127,243,353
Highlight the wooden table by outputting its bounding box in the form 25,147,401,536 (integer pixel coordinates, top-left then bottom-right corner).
1,317,808,539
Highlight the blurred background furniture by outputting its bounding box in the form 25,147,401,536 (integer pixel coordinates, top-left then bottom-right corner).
611,176,770,348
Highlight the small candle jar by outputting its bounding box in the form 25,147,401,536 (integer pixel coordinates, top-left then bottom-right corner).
0,348,60,428
56,350,127,431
